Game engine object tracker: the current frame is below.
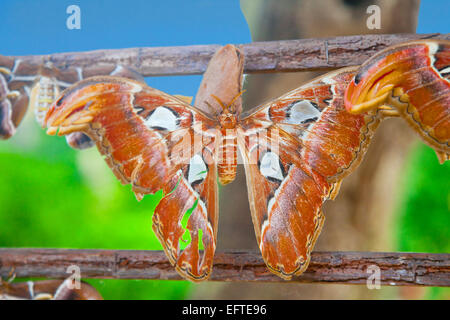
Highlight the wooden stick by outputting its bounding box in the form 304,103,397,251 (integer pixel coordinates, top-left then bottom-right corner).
6,33,450,77
0,249,448,286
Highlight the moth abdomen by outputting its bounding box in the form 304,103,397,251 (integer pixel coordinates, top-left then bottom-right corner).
218,129,238,185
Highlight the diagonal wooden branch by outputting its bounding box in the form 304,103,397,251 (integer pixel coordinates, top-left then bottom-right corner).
5,33,450,77
0,249,448,286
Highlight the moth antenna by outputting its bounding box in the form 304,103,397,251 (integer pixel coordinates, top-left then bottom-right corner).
226,89,246,112
211,94,228,111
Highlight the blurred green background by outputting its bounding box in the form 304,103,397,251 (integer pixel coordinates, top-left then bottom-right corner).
395,142,450,300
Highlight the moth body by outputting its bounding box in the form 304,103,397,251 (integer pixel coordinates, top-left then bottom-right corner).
217,127,238,185
215,103,239,185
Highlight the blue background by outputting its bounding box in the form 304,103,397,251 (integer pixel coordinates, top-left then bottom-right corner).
0,0,448,96
0,0,251,97
417,0,449,34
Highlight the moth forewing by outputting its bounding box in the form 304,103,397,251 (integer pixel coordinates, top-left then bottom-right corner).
345,40,450,163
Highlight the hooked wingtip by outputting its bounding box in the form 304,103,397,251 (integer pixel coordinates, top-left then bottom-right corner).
46,126,58,136
344,79,358,113
43,105,55,128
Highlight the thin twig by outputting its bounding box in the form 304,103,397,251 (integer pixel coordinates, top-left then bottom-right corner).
0,249,448,286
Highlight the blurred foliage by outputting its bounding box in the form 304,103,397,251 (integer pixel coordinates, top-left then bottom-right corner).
395,143,450,300
0,117,191,299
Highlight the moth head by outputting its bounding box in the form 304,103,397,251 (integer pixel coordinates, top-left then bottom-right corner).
44,78,123,136
344,48,410,114
345,72,398,115
45,89,95,136
211,90,245,129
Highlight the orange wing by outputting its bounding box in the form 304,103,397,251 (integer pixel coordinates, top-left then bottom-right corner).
345,40,450,163
45,76,220,281
238,68,384,279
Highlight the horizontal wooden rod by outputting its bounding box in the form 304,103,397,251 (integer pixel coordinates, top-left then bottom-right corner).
0,248,448,286
6,33,450,77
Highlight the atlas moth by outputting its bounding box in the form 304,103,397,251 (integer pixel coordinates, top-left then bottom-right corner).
0,275,103,300
43,40,449,282
0,56,144,149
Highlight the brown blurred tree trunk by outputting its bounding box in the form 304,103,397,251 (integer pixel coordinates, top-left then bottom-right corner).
193,0,420,299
